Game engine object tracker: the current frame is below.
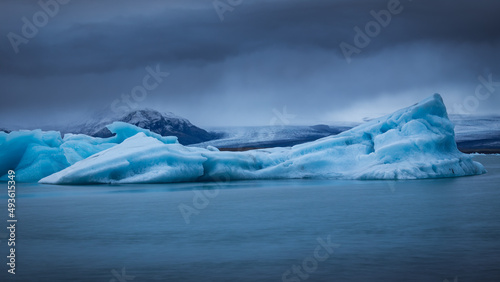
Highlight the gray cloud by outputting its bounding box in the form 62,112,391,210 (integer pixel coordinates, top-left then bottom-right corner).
1,0,499,127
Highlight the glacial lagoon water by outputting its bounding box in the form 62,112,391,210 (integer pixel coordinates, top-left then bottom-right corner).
1,155,499,281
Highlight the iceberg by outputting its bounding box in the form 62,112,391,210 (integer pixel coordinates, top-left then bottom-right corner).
0,122,177,182
40,134,206,184
0,130,70,182
37,94,485,184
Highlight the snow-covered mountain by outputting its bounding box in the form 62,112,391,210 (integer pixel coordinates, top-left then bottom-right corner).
69,109,219,145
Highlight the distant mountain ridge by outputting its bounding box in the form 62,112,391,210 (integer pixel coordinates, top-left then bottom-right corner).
2,111,500,152
73,109,220,145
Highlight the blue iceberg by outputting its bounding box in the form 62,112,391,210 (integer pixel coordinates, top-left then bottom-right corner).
0,122,177,182
33,94,485,184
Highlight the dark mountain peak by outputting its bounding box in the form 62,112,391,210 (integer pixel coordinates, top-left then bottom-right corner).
75,108,218,145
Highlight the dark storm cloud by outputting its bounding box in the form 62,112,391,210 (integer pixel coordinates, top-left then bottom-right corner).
2,0,499,76
0,0,499,126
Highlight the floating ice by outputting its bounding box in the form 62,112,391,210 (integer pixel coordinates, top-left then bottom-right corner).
40,133,205,184
0,122,177,182
38,94,486,184
0,130,69,182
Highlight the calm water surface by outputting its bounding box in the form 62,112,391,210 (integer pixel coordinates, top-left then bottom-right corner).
1,155,499,281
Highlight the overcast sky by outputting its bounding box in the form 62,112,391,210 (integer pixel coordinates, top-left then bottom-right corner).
1,0,499,128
